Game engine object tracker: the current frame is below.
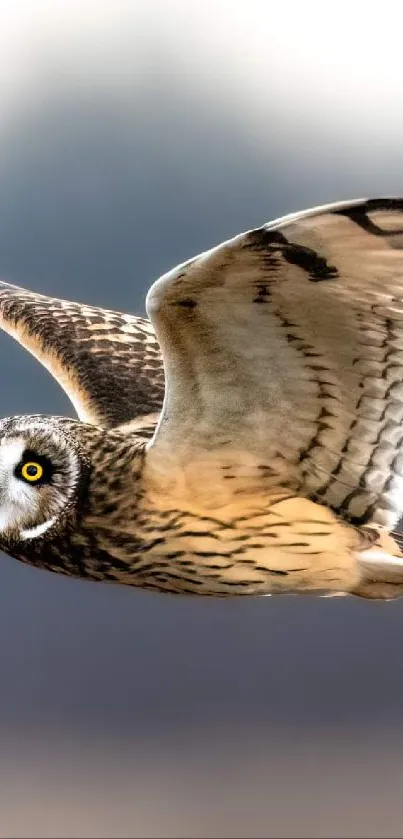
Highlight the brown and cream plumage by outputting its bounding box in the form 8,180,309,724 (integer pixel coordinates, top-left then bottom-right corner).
1,197,403,599
0,283,164,429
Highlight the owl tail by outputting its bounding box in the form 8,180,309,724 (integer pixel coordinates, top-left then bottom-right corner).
354,529,403,599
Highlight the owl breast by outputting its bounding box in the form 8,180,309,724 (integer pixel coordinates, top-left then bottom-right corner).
81,475,363,596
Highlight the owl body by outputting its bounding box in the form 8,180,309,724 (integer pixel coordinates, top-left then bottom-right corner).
2,198,403,599
0,416,364,597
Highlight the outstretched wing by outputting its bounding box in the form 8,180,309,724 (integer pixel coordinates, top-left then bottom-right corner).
146,198,403,533
0,282,164,428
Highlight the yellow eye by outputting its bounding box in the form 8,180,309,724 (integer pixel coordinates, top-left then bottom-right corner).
21,462,44,482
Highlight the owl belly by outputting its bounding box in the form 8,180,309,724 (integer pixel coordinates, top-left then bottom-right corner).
96,492,364,596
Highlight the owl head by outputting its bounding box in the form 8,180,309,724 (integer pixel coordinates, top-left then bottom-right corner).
0,413,146,581
0,415,96,546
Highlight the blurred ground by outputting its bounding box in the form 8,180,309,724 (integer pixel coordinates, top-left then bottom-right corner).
3,725,403,838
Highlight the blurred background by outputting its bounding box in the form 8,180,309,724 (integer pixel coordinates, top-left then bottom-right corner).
0,1,403,836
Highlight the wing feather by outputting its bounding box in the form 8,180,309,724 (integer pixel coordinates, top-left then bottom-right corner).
0,282,164,428
146,198,403,532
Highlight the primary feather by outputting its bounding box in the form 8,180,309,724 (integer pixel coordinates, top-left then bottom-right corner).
0,282,164,427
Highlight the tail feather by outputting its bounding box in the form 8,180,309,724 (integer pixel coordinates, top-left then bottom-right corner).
390,524,403,553
354,527,403,599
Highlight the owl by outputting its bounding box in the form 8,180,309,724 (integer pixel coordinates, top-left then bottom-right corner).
1,197,403,600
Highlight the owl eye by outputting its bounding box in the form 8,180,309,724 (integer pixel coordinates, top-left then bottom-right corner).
20,461,44,482
15,450,53,485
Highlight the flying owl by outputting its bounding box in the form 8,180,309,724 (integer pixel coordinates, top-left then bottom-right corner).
1,197,403,600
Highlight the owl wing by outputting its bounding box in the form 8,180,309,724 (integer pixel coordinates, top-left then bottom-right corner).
146,197,403,536
0,282,164,428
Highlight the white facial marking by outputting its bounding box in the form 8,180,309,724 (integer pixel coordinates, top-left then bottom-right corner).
21,515,58,541
0,436,41,534
0,439,25,470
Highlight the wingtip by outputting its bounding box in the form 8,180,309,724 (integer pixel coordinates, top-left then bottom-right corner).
0,280,24,292
266,197,403,232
